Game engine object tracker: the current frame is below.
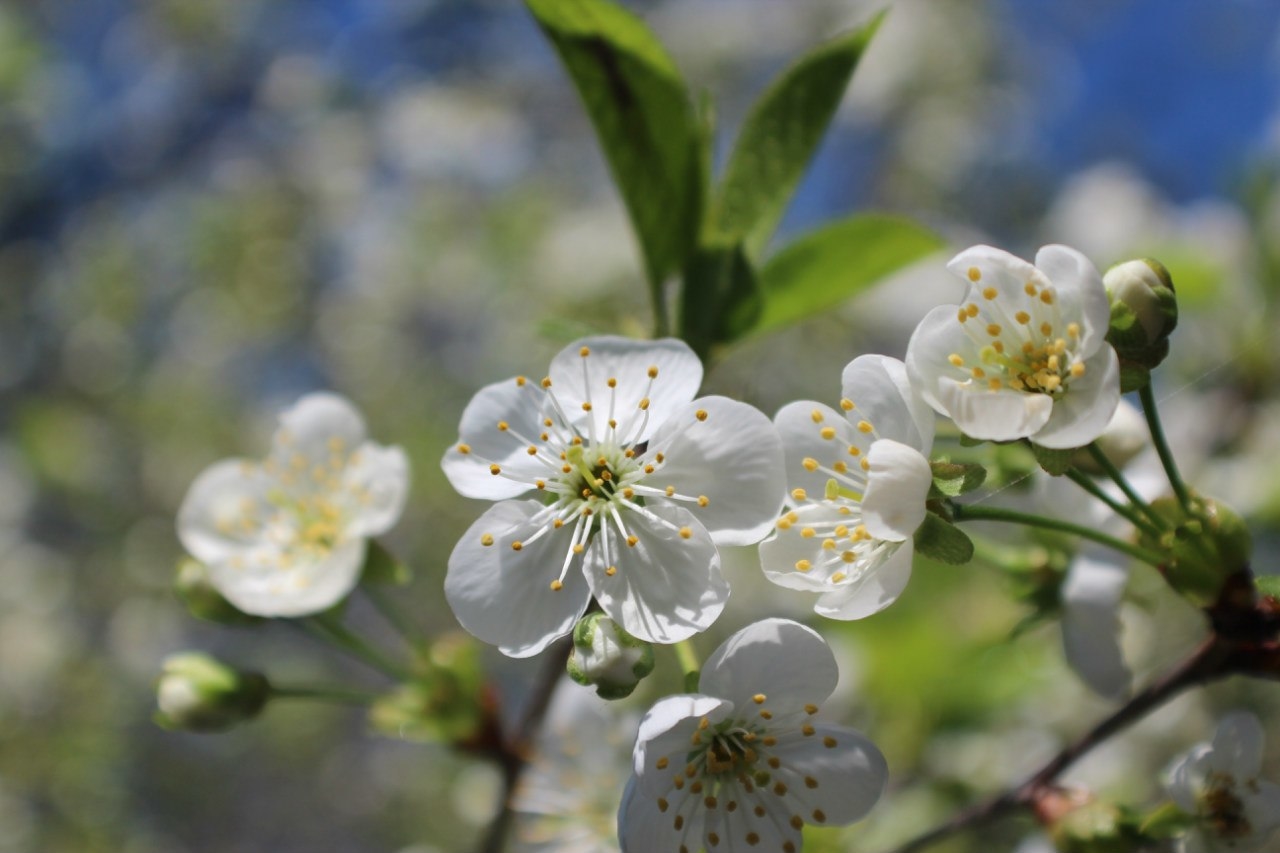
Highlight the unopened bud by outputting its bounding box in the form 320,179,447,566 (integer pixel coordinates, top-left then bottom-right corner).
174,558,261,625
1104,258,1178,384
566,613,654,700
155,653,269,732
1140,496,1252,608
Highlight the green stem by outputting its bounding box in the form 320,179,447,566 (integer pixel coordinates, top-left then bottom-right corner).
1065,468,1163,541
302,615,412,682
1085,443,1168,531
363,586,425,651
1138,384,1194,514
674,639,701,692
270,684,380,705
951,503,1166,567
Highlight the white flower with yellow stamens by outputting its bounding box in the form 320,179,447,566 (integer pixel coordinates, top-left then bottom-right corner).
441,336,785,657
177,393,409,617
906,244,1120,449
618,618,886,853
759,355,934,620
1164,712,1280,853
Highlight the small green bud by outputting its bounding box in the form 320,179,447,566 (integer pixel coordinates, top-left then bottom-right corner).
154,653,269,732
368,633,485,744
174,558,262,625
1139,496,1253,607
1103,258,1178,380
1049,799,1146,853
566,613,654,699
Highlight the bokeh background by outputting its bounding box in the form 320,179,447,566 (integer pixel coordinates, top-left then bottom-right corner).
3,0,1280,851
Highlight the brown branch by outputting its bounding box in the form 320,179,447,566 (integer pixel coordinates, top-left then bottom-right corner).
473,635,573,853
879,633,1274,853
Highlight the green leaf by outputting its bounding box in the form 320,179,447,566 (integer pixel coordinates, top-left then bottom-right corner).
360,541,411,586
914,512,975,565
929,460,988,498
1030,442,1076,476
711,12,886,254
753,214,942,338
1255,574,1280,601
526,0,702,293
679,241,761,358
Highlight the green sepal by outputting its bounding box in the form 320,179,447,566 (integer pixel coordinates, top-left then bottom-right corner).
1136,801,1194,839
1030,442,1077,476
1118,362,1151,394
913,512,975,565
174,558,263,626
360,541,411,586
928,460,987,498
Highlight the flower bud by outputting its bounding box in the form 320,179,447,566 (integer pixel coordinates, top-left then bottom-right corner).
1103,258,1178,383
1047,798,1145,853
566,613,654,700
174,558,262,626
154,653,269,732
1139,496,1253,608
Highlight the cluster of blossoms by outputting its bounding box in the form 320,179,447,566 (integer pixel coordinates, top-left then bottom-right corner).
171,241,1264,853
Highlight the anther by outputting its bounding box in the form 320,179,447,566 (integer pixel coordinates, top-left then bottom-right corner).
549,580,563,591
490,464,502,475
580,346,590,357
678,527,692,539
457,444,471,454
497,421,509,431
819,427,836,440
967,266,981,282
695,409,708,421
791,488,807,501
480,533,494,546
511,541,523,551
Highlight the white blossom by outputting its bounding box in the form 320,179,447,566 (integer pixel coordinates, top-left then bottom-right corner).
759,355,934,619
177,393,409,617
1165,712,1280,853
442,336,785,657
618,618,886,853
906,244,1120,449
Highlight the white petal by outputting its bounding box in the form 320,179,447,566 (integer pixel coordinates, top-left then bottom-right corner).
1209,711,1265,780
842,355,936,454
861,439,932,541
814,539,913,620
947,245,1042,303
645,396,786,546
1243,779,1280,838
760,503,858,593
549,336,702,445
772,722,888,825
208,537,366,617
632,694,729,791
700,618,837,714
1030,346,1121,449
442,377,553,500
445,500,592,658
618,773,693,853
1060,552,1131,701
586,503,727,645
1177,829,1210,853
342,444,410,537
1034,244,1111,357
774,400,868,499
176,458,274,565
270,393,368,467
905,304,988,417
934,375,1054,442
1165,744,1213,813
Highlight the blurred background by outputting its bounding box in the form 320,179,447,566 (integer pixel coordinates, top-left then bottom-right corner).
2,0,1279,851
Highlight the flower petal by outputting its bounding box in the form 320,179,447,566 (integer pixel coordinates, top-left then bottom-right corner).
905,304,988,417
774,400,869,499
549,336,702,445
947,244,1043,303
933,375,1054,442
207,537,366,617
443,377,554,500
270,393,368,467
861,439,932,541
1034,244,1111,357
585,504,727,645
176,458,274,565
1242,778,1280,838
1208,711,1265,780
342,444,410,537
814,538,913,620
632,694,729,793
1029,346,1121,450
445,500,592,658
842,354,936,454
699,618,837,715
772,722,888,825
645,396,786,546
1060,551,1131,701
1165,744,1213,813
759,502,858,593
618,774,694,853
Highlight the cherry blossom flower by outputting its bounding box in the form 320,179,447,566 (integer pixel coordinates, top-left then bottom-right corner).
618,618,886,853
1165,712,1280,853
177,393,409,617
906,244,1120,449
442,336,785,657
759,355,934,619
